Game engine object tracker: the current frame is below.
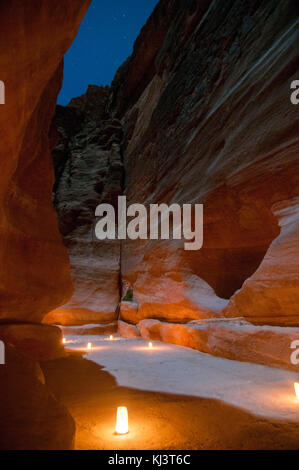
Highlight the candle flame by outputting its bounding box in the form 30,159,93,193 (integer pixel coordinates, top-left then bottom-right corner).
115,406,129,435
87,342,92,350
149,342,153,349
62,338,66,344
110,335,113,341
294,382,299,400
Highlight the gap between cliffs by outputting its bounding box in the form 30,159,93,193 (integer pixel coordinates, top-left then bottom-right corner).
50,84,279,325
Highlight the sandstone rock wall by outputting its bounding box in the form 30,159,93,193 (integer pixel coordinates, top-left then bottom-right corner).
0,0,91,449
51,0,298,331
0,323,66,361
224,197,299,325
137,318,299,372
0,345,75,450
0,0,91,323
110,0,299,325
45,87,124,325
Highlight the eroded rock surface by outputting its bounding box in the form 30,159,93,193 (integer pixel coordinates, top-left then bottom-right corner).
49,87,123,325
137,318,299,371
61,323,117,336
0,0,91,323
224,198,299,325
0,346,75,450
118,320,140,338
0,324,65,361
111,0,299,325
51,1,298,346
0,0,90,450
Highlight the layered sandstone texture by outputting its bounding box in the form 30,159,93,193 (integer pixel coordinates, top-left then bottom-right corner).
0,0,91,324
51,1,298,335
45,86,123,326
0,0,91,450
224,198,299,325
110,0,299,326
137,318,299,372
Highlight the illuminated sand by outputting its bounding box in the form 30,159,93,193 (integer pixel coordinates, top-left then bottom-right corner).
42,335,299,449
65,335,299,421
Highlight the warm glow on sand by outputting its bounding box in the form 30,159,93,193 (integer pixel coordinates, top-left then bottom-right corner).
87,342,92,350
148,342,153,349
115,406,129,435
294,383,299,400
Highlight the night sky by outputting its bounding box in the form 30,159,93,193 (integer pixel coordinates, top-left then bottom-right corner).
58,0,159,105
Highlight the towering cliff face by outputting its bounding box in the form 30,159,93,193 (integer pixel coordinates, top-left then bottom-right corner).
0,0,91,323
109,0,299,326
51,1,298,333
0,0,91,450
45,86,123,326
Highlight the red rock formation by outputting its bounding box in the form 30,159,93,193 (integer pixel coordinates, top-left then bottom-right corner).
45,88,123,325
0,0,91,323
224,198,299,325
0,324,66,361
110,0,299,325
49,1,298,359
137,318,299,372
0,346,75,450
0,0,91,450
61,323,117,336
119,300,140,324
118,319,140,338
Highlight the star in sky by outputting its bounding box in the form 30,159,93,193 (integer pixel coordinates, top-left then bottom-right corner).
58,0,159,105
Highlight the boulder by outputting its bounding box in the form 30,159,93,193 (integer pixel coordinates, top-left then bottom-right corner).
118,320,140,338
119,301,139,324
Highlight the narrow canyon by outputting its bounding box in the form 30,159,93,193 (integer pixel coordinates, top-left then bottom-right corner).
0,0,299,450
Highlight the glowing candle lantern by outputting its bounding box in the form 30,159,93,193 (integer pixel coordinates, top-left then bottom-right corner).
87,342,92,350
62,338,66,344
148,342,153,349
115,406,129,435
294,383,299,400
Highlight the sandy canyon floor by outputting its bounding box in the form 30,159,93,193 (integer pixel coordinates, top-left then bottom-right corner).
42,335,299,450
